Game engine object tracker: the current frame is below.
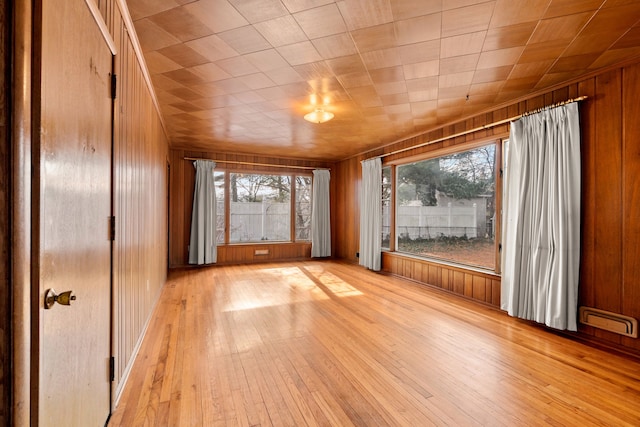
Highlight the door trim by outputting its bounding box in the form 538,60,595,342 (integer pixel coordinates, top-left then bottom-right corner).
11,0,33,424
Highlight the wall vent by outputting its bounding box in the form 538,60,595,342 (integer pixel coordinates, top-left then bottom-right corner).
579,307,638,338
254,249,269,256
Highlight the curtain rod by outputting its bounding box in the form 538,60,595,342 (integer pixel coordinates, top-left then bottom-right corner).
183,157,328,171
379,96,588,159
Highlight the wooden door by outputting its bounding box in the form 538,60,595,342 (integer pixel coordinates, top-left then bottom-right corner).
37,1,114,425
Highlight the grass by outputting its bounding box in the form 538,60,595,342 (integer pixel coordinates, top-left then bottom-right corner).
397,236,496,269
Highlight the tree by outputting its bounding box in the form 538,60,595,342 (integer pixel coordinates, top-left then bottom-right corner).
397,159,440,206
231,174,291,202
397,144,496,205
439,145,495,200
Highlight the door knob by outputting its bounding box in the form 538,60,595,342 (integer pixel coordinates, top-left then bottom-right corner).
44,289,77,309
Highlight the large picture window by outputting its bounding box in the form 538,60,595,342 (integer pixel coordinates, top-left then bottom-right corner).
229,173,292,243
395,143,497,270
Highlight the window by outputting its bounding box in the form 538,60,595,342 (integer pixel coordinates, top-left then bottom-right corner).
214,171,225,244
229,173,291,243
223,172,312,244
382,166,391,250
395,143,497,270
295,176,312,241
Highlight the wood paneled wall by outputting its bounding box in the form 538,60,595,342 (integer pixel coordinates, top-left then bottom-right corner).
0,1,9,423
333,60,640,356
169,149,331,267
98,1,169,398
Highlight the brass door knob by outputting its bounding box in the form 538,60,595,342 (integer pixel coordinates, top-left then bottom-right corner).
44,289,77,309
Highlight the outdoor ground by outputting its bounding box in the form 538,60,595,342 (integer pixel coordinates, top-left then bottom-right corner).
397,238,496,270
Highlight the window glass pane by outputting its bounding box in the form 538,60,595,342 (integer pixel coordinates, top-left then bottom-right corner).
214,171,225,244
382,166,391,250
229,173,291,243
295,176,312,241
396,144,496,270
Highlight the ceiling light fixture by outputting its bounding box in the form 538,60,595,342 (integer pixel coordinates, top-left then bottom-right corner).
304,107,334,124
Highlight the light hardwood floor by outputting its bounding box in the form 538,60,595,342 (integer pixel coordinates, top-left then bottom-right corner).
108,261,640,426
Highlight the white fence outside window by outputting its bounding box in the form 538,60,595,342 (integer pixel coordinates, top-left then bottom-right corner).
230,201,290,242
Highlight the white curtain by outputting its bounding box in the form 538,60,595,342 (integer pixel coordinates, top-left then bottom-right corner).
311,169,331,257
359,158,382,271
501,102,581,331
188,160,217,265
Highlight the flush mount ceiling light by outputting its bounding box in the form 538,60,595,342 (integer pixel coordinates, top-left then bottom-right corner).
304,107,334,124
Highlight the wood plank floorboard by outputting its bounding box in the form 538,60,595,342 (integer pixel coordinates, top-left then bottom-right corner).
108,261,640,426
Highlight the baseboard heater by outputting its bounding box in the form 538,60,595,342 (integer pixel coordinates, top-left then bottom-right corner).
579,306,638,338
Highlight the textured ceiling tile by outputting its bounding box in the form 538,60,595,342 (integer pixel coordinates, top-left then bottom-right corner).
156,44,210,68
442,2,495,37
375,81,408,96
440,31,486,58
350,23,397,53
281,0,335,13
143,51,183,74
483,22,537,51
337,71,373,89
395,13,442,45
294,4,347,39
218,26,272,55
185,35,238,63
361,48,403,70
518,40,569,63
312,33,358,59
549,53,600,73
162,68,211,86
147,6,213,41
183,0,249,33
244,49,290,72
227,0,289,23
398,40,441,64
253,15,308,47
509,60,554,79
189,63,233,82
544,0,606,19
263,67,305,85
529,13,592,44
477,46,525,69
439,54,479,74
381,92,411,106
489,0,548,28
337,0,394,30
391,0,443,21
472,65,513,84
439,71,474,88
127,0,179,21
277,41,323,66
132,18,182,52
403,60,440,79
215,56,260,77
326,54,367,76
238,73,277,90
369,66,406,84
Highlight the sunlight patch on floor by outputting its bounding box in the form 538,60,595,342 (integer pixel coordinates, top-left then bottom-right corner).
303,265,363,297
222,266,329,312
